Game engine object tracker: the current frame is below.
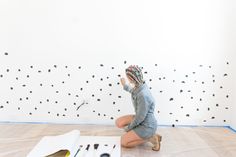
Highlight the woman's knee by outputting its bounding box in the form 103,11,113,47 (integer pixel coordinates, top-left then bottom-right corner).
115,118,123,128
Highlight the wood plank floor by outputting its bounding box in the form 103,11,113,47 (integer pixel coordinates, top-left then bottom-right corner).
0,123,236,157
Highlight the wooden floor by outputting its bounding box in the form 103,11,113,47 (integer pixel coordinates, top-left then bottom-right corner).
0,123,236,157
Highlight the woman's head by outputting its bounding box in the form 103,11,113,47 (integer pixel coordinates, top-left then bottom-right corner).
125,65,144,86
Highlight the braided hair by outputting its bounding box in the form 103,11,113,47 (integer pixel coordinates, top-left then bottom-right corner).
125,65,144,86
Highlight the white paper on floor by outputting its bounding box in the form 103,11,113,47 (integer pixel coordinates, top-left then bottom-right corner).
27,130,120,157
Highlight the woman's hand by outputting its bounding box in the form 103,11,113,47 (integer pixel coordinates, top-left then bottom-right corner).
120,78,126,86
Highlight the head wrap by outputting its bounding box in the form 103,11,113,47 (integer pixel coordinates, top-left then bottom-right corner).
125,65,144,85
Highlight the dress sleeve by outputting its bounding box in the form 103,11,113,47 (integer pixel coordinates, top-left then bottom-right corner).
123,84,133,93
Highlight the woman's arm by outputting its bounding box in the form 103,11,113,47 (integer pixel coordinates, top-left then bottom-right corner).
121,78,133,93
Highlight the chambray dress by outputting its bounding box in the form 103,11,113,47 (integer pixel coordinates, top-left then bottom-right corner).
123,82,157,139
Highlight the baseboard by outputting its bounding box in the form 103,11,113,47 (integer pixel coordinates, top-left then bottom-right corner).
227,126,236,133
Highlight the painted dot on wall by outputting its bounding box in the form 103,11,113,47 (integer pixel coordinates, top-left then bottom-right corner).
172,124,175,127
227,62,229,65
223,73,228,77
169,98,174,101
57,113,59,116
186,114,190,117
100,64,104,67
180,90,183,93
4,52,8,55
0,106,4,109
48,111,50,114
110,117,114,120
29,112,32,115
18,107,20,110
124,61,127,64
118,96,122,98
10,87,13,90
226,95,229,98
48,69,51,72
211,116,215,119
97,99,101,101
78,66,81,69
0,74,3,78
6,69,10,72
216,104,219,107
113,102,115,105
117,74,121,77
92,75,95,78
109,84,112,87
111,67,114,69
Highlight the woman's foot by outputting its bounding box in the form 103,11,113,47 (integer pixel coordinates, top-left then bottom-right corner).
148,134,162,151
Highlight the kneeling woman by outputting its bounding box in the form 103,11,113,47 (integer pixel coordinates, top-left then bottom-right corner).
115,65,162,151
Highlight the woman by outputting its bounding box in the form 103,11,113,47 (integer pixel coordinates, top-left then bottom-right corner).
115,65,162,151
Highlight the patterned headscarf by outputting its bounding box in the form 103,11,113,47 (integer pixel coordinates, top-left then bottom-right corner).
125,65,144,85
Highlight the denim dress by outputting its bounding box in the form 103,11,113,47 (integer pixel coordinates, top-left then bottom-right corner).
123,82,157,139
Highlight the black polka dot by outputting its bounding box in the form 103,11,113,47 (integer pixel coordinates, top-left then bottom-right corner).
4,52,8,55
169,98,174,101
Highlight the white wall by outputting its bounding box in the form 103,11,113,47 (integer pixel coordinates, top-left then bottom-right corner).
0,0,235,126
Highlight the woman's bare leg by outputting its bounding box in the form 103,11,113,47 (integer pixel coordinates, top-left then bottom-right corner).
115,115,134,128
121,130,146,148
